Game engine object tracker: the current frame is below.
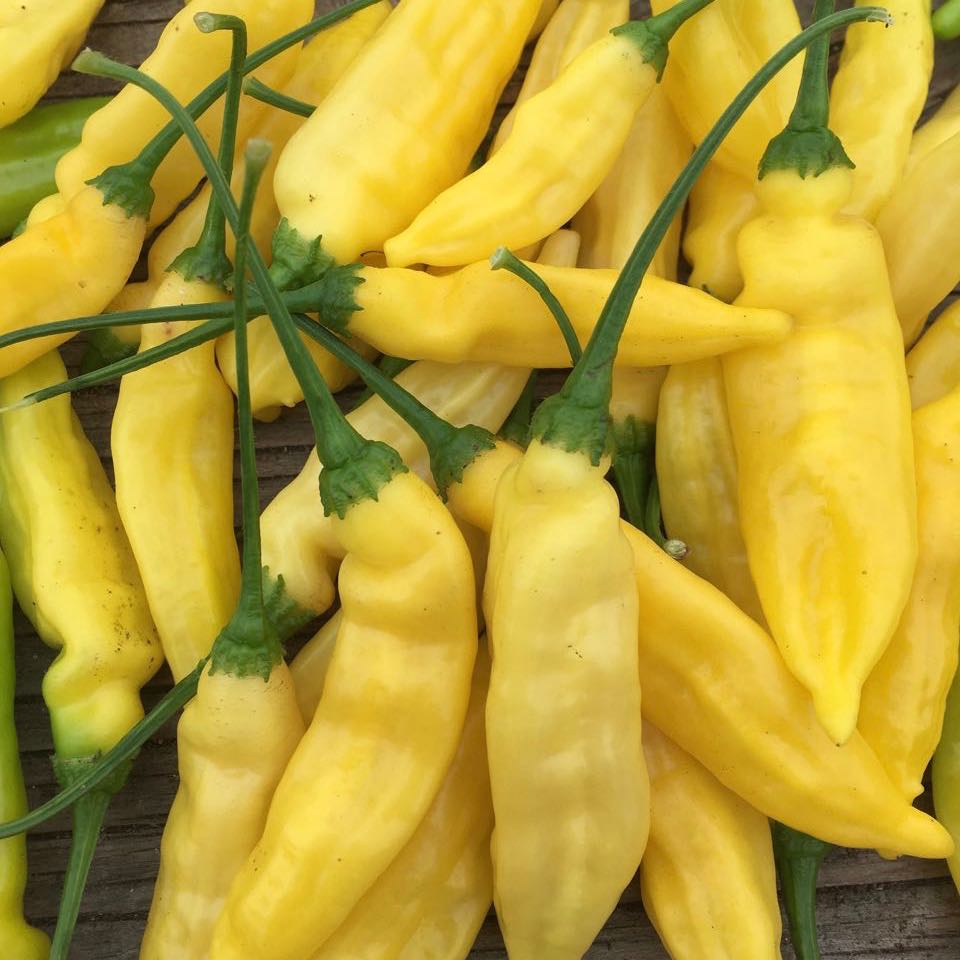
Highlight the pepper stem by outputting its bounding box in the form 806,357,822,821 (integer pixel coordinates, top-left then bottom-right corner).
526,4,889,465
500,372,539,448
243,77,315,118
759,0,854,179
613,0,717,80
773,823,830,960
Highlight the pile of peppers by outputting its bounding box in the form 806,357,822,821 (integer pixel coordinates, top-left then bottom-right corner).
1,0,960,958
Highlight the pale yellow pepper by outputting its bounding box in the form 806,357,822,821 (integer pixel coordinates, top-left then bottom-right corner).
829,0,933,220
724,167,917,745
641,724,781,960
907,81,960,170
530,0,562,38
0,0,103,128
273,0,539,265
905,299,960,409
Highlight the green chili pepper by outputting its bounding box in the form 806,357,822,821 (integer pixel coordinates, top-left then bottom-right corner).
933,0,960,39
0,97,109,238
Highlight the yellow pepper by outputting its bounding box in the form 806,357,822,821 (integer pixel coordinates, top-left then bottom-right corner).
857,381,960,803
0,350,161,955
640,724,782,960
305,648,493,960
311,259,791,369
724,47,917,743
829,0,933,220
384,0,716,268
531,0,562,38
907,80,960,169
656,357,763,624
493,0,629,154
272,0,540,267
905,299,960,409
876,130,960,346
0,0,103,128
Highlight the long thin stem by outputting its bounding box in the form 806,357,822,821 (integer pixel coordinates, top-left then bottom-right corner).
243,77,315,117
789,0,836,132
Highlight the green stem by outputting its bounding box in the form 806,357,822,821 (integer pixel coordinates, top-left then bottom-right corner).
613,0,719,80
50,788,114,960
499,372,539,448
773,823,830,960
0,663,203,840
528,5,889,464
243,77,315,117
934,0,960,39
491,248,581,364
611,416,655,529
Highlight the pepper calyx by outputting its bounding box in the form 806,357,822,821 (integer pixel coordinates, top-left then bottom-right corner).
611,21,669,80
611,415,656,526
319,440,408,519
261,567,315,638
208,610,284,683
530,390,611,467
431,425,498,500
87,161,156,220
759,125,854,180
169,243,233,288
269,218,336,291
52,754,133,798
314,263,365,333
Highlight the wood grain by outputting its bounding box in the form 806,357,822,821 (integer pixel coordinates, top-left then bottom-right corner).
12,0,960,957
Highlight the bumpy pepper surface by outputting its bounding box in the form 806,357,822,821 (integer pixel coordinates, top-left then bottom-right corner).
0,0,103,128
640,724,781,960
272,0,540,267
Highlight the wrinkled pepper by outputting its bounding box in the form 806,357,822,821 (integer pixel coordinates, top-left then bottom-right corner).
272,0,540,269
908,80,960,167
0,548,49,960
139,150,305,960
723,6,916,744
0,350,161,958
0,0,103,128
905,299,960,410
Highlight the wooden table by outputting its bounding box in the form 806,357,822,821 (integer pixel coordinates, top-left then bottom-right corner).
16,1,960,957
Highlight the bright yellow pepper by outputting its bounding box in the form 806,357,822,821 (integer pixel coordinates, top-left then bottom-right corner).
311,259,791,369
876,131,960,346
857,381,960,803
493,0,629,153
905,299,960,409
0,0,103,128
273,0,540,267
640,723,782,960
656,357,763,624
829,0,933,220
907,80,960,169
384,0,714,268
724,165,917,745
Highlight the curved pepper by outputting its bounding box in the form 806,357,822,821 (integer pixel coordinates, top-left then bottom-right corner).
310,260,791,369
0,0,103,128
905,300,960,409
385,0,718,268
908,82,960,169
0,350,161,956
640,724,782,960
530,0,562,37
857,382,960,801
272,0,540,267
829,0,933,220
723,37,917,743
876,130,960,346
0,548,49,960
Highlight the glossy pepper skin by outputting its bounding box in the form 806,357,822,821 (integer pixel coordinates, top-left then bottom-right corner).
0,96,108,238
876,130,960,347
211,471,478,960
857,381,960,802
273,0,540,266
112,275,240,682
829,0,933,220
905,300,960,410
305,649,494,960
0,0,103,128
640,724,781,960
261,359,529,618
0,548,49,960
656,357,763,624
312,260,791,369
445,442,951,857
723,167,918,745
484,442,647,960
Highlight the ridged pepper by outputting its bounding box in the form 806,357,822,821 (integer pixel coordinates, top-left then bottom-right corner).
0,0,103,128
828,0,933,220
656,356,763,624
0,548,49,960
139,166,306,960
0,96,108,238
310,259,791,369
857,383,960,802
907,81,960,169
876,130,960,346
640,724,781,960
0,350,161,956
492,0,629,154
272,0,540,268
905,299,960,410
384,0,715,268
304,648,493,960
723,30,917,743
